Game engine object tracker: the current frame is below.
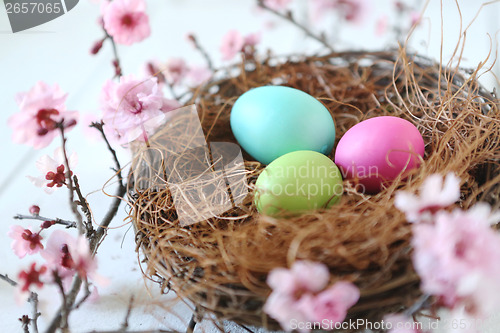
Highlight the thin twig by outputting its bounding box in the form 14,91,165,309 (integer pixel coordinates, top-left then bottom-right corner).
0,273,18,287
121,295,135,331
257,0,334,53
13,214,77,229
57,124,85,234
90,122,124,188
187,34,214,71
89,121,127,253
73,279,91,310
404,294,431,317
53,272,70,331
45,276,83,333
73,176,94,235
102,27,122,78
186,313,196,333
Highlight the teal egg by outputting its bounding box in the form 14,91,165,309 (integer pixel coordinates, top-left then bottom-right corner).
230,86,336,165
255,150,343,217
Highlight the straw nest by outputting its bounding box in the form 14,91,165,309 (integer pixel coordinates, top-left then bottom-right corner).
128,49,500,331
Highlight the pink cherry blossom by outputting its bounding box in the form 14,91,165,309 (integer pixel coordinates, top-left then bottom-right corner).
263,0,292,11
263,292,311,332
412,209,500,316
265,261,342,332
100,75,180,144
27,147,78,194
41,230,101,284
310,0,368,24
410,11,421,27
8,225,44,258
395,173,461,223
164,58,189,86
101,0,150,45
376,15,389,36
220,30,245,61
297,281,359,323
243,32,262,47
384,314,423,333
8,81,78,149
18,263,47,292
186,66,212,87
267,260,330,295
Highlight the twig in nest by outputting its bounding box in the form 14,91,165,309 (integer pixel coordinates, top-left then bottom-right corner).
13,214,77,229
257,0,334,53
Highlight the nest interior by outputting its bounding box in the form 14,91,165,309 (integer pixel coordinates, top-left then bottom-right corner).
129,50,500,330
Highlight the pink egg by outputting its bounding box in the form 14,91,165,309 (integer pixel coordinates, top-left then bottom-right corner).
334,116,425,193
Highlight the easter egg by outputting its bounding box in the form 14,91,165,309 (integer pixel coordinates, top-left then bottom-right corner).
230,86,336,165
255,150,343,216
334,116,424,194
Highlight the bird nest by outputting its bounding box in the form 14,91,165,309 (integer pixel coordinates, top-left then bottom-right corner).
128,49,500,331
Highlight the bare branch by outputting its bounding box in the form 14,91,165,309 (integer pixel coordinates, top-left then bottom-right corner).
187,34,214,71
257,0,334,53
57,124,85,234
13,214,77,229
0,273,17,287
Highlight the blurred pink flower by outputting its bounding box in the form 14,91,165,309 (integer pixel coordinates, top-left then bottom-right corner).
244,32,261,46
265,261,357,332
267,260,330,295
395,173,460,223
100,75,180,144
18,263,47,292
297,281,359,323
263,0,292,11
220,30,262,61
8,81,78,149
8,225,44,258
220,30,245,61
186,66,212,87
412,209,500,315
263,292,310,332
410,11,421,27
27,147,78,194
376,15,389,36
165,58,189,85
384,314,423,333
41,230,102,284
101,0,150,45
310,0,368,24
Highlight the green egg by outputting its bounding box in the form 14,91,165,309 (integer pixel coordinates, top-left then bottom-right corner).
254,150,343,217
